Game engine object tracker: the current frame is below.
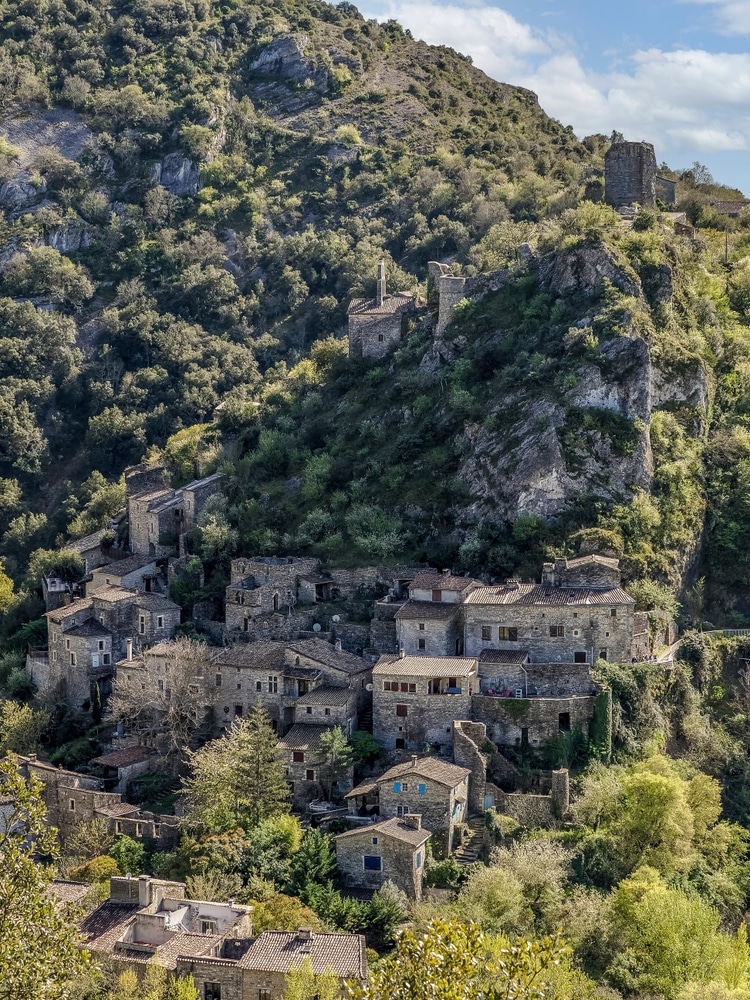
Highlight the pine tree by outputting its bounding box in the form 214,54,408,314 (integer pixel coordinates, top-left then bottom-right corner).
182,700,290,833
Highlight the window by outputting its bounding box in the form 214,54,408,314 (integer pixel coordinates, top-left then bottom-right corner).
65,639,71,650
69,798,75,811
521,727,529,746
268,675,278,694
372,837,379,845
409,683,416,693
574,651,587,664
158,679,164,691
243,617,249,632
70,652,76,667
418,783,427,794
559,712,571,732
234,704,243,717
418,638,426,650
306,769,315,781
599,649,608,661
393,781,402,793
293,751,305,763
157,616,164,628
324,708,330,716
306,706,313,714
216,673,222,687
611,608,617,618
401,782,409,792
92,655,100,668
481,626,491,641
363,855,382,871
103,653,110,665
549,625,565,637
396,704,408,717
431,589,441,602
498,627,518,641
205,985,222,1000
115,821,122,834
418,622,425,631
201,919,218,935
258,991,271,1000
139,615,146,635
98,640,105,651
377,333,384,342
395,738,405,749
256,680,262,692
416,851,423,868
135,823,142,837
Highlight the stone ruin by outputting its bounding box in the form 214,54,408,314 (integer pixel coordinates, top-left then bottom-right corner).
605,141,657,209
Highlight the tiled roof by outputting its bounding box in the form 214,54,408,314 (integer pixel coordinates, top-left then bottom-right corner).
67,530,106,553
64,617,114,638
379,757,470,788
94,802,141,817
90,746,155,769
464,584,634,606
296,686,354,707
347,293,414,317
278,724,329,752
92,554,156,577
131,487,172,504
92,585,139,603
345,781,378,798
154,933,222,969
134,593,180,611
149,495,181,514
49,880,90,905
211,642,287,670
711,200,750,215
410,571,478,592
335,816,430,848
395,600,460,622
561,554,620,571
81,900,138,952
373,654,477,677
238,930,366,978
286,639,369,675
45,599,94,620
182,472,221,491
479,649,531,664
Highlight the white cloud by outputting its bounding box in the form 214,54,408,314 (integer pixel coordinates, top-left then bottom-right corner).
683,0,750,34
358,1,750,167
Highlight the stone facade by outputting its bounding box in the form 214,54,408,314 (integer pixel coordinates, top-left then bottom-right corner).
335,814,429,899
452,720,490,815
395,602,462,657
605,141,657,208
472,691,598,749
347,262,415,359
128,468,221,558
655,175,677,205
372,654,478,752
88,554,160,595
278,723,354,809
346,756,470,853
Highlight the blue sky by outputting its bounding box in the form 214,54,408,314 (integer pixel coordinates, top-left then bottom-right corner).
356,0,750,194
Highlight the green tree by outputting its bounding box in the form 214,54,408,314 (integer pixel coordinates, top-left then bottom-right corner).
288,828,338,895
109,835,146,876
316,726,353,801
182,702,290,832
0,757,89,999
283,955,340,1000
0,701,49,755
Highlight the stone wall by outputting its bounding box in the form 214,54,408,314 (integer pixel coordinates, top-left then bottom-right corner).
177,958,243,1000
605,141,657,208
397,614,461,657
380,771,468,854
655,175,677,205
332,622,371,656
348,313,403,359
477,662,596,697
452,720,489,815
471,693,597,748
436,275,467,335
373,680,473,752
336,825,424,899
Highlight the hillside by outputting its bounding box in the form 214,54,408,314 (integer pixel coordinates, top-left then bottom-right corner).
0,0,749,633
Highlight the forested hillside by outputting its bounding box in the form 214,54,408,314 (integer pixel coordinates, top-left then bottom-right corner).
0,0,749,637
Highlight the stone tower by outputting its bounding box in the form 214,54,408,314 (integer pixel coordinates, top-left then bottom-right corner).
605,141,657,208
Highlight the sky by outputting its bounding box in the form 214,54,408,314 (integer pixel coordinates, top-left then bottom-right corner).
356,0,750,195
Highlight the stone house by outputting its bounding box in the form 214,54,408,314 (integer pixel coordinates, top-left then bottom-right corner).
278,723,354,809
394,570,479,656
347,262,415,359
88,554,160,595
178,928,367,1000
226,556,321,630
67,528,114,574
15,755,179,848
346,756,470,853
335,814,430,899
89,745,157,795
372,653,478,752
128,469,222,558
462,557,635,665
41,586,181,708
81,875,253,975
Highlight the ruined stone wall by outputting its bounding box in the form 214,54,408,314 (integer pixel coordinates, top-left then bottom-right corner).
495,791,556,827
436,275,467,335
655,176,677,205
605,141,657,208
370,617,399,654
331,623,371,656
476,662,595,697
471,694,596,748
452,721,488,816
348,314,403,359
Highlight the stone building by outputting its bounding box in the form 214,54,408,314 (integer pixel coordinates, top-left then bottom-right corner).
88,554,160,595
81,875,253,975
463,556,635,665
178,928,367,1000
15,756,179,848
346,756,470,853
393,570,479,657
40,586,181,708
428,262,468,336
278,723,354,809
372,653,478,752
335,814,430,899
67,528,115,574
655,175,677,205
347,261,415,359
605,141,657,208
128,468,221,558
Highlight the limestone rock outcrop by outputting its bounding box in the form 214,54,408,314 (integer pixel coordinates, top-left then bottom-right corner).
249,34,329,92
150,152,200,197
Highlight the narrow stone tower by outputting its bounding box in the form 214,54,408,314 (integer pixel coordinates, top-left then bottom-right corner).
605,141,657,208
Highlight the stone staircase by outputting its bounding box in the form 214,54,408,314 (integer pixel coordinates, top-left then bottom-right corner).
453,817,487,865
358,706,373,733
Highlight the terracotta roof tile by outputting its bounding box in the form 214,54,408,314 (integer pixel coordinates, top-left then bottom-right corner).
49,880,90,906
373,654,477,677
394,601,460,622
238,930,366,978
379,757,470,788
465,584,634,606
45,599,94,620
90,746,155,769
347,293,414,317
335,816,430,847
410,572,478,592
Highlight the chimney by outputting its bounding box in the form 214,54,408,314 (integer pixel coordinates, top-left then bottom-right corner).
411,754,418,769
376,261,386,307
298,927,314,941
335,639,342,651
398,648,405,659
126,639,133,661
138,874,151,907
402,813,422,830
442,568,450,576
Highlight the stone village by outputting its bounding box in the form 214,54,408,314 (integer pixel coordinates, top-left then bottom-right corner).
11,142,680,999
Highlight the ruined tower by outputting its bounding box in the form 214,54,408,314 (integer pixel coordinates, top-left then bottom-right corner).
605,141,657,208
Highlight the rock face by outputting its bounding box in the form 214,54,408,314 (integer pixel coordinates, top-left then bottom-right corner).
249,34,329,92
46,216,92,252
537,244,640,298
150,153,200,197
0,171,44,211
